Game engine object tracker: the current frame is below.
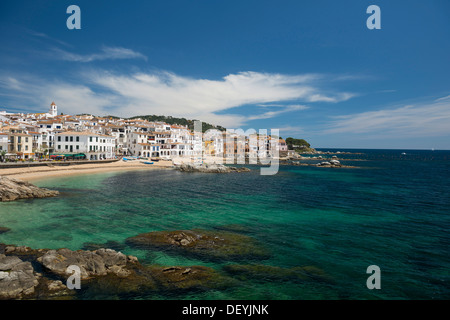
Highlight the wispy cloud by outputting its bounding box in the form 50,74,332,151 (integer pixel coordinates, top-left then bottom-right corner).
248,104,309,120
26,29,72,47
0,70,354,127
324,97,450,137
277,125,305,137
53,46,147,62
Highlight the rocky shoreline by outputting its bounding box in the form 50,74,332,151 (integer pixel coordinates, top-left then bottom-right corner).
0,243,230,299
0,176,59,202
0,227,332,299
175,163,251,173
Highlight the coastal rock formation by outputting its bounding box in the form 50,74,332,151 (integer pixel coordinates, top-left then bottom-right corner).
0,176,59,202
0,227,10,234
126,229,270,261
287,160,356,168
0,243,234,299
147,265,232,291
175,163,251,173
0,254,40,299
81,240,126,252
37,248,135,280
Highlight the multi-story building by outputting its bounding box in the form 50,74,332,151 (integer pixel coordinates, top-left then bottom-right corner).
0,133,8,154
54,131,116,160
8,132,34,160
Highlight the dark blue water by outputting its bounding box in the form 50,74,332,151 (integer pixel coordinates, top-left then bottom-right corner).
0,149,449,299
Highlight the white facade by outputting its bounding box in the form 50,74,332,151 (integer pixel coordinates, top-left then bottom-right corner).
48,102,58,117
55,131,116,160
0,133,8,153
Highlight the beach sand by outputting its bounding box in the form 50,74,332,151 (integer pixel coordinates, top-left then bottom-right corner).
0,159,174,182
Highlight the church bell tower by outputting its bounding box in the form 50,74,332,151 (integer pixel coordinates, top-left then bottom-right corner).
49,102,58,117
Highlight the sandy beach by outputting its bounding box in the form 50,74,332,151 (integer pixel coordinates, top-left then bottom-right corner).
0,159,174,182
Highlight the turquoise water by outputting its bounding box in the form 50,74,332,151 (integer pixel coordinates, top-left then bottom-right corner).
0,149,449,299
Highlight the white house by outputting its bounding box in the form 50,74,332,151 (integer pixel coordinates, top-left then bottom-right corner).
127,131,160,157
54,131,116,160
0,133,8,154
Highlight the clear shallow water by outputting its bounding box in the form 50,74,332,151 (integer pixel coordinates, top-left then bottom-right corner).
0,149,449,299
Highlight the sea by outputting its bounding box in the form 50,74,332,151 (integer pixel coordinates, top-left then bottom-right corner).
0,149,449,300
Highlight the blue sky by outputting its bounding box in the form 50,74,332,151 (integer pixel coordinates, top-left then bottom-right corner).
0,0,449,149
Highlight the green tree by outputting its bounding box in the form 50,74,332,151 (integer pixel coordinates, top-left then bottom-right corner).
285,137,311,150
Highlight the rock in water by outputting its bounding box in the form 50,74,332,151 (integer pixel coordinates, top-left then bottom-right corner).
0,176,59,202
175,163,251,173
0,254,40,299
37,248,133,279
126,229,270,261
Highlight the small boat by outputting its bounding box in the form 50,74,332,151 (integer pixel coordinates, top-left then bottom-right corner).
401,152,406,155
151,158,160,162
141,161,154,164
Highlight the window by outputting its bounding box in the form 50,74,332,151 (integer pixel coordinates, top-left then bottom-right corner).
90,137,93,142
25,137,28,143
65,136,68,142
70,136,73,142
18,136,21,143
25,145,28,151
58,145,61,149
76,145,79,150
65,145,68,150
76,136,79,142
47,125,51,128
58,136,61,142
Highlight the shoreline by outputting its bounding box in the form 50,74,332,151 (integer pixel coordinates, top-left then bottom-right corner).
0,159,174,182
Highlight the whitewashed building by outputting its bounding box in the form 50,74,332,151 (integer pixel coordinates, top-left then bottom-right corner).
54,131,116,160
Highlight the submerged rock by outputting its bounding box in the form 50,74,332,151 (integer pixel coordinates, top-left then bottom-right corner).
175,163,251,173
223,264,333,284
0,227,10,234
148,265,232,291
81,240,126,252
0,176,59,202
126,229,270,261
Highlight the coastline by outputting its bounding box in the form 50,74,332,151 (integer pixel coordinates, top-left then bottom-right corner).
0,159,174,182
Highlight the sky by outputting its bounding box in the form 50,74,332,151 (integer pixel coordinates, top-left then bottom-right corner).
0,0,449,149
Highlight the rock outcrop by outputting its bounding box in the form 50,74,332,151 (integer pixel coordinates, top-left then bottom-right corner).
37,248,135,280
175,163,251,173
0,243,234,300
0,176,59,202
126,229,270,261
0,254,40,299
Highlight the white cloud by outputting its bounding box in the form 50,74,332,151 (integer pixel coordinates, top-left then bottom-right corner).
0,70,354,127
248,105,309,120
87,70,352,122
324,98,450,137
277,125,305,137
53,46,147,62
